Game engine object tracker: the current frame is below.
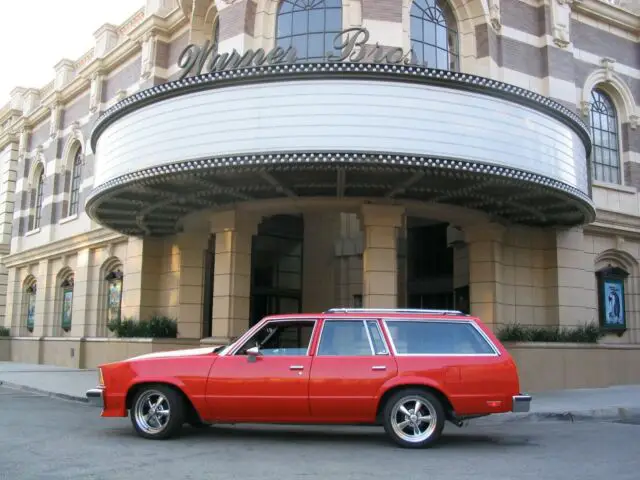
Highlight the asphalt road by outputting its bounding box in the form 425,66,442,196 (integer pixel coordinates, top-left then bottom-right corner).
1,386,638,480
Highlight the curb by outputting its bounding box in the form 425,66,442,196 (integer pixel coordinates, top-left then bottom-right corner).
0,380,91,405
474,407,640,425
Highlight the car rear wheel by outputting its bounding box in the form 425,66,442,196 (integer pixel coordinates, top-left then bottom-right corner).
130,384,185,440
382,388,445,449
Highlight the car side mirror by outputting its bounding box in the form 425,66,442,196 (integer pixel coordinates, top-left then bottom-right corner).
246,346,261,362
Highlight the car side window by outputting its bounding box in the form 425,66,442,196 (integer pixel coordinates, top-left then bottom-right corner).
235,320,316,356
317,320,374,356
366,320,389,355
384,320,496,355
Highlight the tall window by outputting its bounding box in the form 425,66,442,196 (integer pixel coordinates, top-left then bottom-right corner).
24,280,37,333
590,88,621,184
68,147,83,217
60,275,74,333
410,0,459,71
276,0,343,63
28,166,45,231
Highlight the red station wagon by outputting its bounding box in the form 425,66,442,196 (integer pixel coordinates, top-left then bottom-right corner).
86,308,532,448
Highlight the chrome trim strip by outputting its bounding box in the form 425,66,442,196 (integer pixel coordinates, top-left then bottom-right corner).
362,320,376,355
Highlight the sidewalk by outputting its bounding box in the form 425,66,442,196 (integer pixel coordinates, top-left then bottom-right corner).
1,361,639,424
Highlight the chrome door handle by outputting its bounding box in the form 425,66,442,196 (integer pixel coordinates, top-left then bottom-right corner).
289,365,304,371
372,365,387,371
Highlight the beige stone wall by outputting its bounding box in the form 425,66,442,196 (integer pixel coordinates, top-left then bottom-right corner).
509,342,640,393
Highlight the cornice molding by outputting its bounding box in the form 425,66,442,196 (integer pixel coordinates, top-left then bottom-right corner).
574,0,640,34
4,8,188,136
2,228,127,268
586,208,640,238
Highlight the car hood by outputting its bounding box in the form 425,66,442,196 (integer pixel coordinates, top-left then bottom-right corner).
127,346,224,361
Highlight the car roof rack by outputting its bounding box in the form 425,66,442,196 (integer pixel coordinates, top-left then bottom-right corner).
324,308,465,316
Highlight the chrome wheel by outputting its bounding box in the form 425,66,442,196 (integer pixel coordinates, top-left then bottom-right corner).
134,390,171,435
390,395,437,444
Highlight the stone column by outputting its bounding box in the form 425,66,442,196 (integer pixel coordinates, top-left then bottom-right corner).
121,237,158,321
175,231,210,338
71,248,91,337
210,210,260,342
359,204,405,308
465,223,506,329
5,268,21,334
545,227,593,329
34,259,53,337
302,212,338,312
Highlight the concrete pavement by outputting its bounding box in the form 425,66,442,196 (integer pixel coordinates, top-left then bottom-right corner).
1,361,639,425
2,385,640,480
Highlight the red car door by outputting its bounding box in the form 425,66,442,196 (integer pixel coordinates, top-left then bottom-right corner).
206,319,317,423
309,318,398,423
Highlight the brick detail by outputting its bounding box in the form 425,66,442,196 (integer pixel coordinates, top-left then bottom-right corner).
362,0,402,23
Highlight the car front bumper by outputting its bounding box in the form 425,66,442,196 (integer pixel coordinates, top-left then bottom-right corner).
86,387,105,408
512,394,532,413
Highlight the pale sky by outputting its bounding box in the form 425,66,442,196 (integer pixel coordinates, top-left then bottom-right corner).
0,0,145,105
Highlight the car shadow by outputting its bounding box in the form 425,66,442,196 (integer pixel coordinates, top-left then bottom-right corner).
164,424,538,449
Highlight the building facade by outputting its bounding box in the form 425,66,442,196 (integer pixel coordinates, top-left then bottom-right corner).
0,0,638,390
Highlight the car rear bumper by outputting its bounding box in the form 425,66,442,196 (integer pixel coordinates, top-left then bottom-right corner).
86,387,104,408
512,394,532,413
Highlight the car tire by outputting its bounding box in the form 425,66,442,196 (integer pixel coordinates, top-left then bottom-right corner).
382,388,446,449
130,384,185,440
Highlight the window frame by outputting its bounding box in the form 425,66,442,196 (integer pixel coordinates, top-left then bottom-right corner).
381,318,501,357
29,167,45,232
275,0,344,64
589,88,622,185
315,318,391,357
409,0,459,72
228,318,319,357
67,147,83,218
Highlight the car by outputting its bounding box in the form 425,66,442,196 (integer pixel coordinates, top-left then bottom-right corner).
86,308,531,448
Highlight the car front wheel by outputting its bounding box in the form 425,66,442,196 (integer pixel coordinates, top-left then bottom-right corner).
382,388,446,448
130,384,185,440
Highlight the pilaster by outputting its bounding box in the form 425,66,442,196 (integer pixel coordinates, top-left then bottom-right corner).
465,223,506,329
175,231,210,338
210,210,261,342
359,204,405,308
302,212,338,312
34,259,53,336
71,248,91,337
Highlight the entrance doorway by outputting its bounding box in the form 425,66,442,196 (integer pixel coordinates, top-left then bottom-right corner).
405,217,469,313
249,215,304,326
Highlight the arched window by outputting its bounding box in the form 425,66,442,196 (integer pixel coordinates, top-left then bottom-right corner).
60,273,74,333
276,0,343,63
28,165,45,231
410,0,459,71
105,268,124,329
589,88,621,184
67,147,83,217
24,278,37,333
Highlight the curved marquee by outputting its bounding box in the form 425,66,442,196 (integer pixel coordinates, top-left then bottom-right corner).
88,63,595,236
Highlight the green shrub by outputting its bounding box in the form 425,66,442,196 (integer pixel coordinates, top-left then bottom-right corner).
0,326,10,337
497,322,604,344
108,315,178,339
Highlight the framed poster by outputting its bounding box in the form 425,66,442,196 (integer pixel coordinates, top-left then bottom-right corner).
596,265,628,335
61,288,73,332
26,286,36,333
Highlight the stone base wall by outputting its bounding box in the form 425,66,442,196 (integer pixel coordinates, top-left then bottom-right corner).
2,337,640,393
0,337,201,369
508,342,640,393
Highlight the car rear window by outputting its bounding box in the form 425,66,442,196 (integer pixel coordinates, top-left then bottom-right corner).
384,320,497,355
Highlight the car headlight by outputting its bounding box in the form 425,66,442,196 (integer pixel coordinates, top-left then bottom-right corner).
98,368,104,386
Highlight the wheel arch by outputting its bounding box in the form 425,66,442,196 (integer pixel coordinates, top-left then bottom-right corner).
376,383,456,422
125,381,205,424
